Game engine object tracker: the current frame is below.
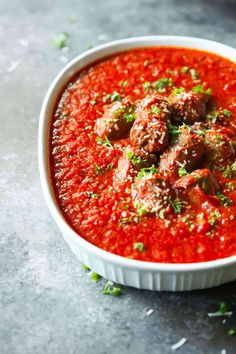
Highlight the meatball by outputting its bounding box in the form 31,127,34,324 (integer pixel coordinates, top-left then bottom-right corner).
174,168,219,195
132,173,174,213
113,147,157,191
169,91,208,125
130,94,170,154
95,96,136,140
159,126,205,182
204,128,235,167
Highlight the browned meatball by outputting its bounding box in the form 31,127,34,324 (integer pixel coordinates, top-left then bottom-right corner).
130,95,170,154
132,173,174,213
174,168,219,195
169,91,208,125
204,127,235,167
159,126,205,182
113,147,157,191
95,96,136,140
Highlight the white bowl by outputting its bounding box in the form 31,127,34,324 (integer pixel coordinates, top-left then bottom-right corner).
38,36,236,291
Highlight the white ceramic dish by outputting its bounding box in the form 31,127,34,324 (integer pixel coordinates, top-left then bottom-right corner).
39,36,236,291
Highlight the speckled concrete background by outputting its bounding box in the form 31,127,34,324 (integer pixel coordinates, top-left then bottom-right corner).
1,0,236,353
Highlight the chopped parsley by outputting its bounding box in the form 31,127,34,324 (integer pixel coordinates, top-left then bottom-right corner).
152,77,173,92
107,91,122,102
119,80,129,87
133,242,145,252
137,165,158,179
53,32,69,49
81,264,90,271
127,150,146,166
223,109,232,117
87,191,98,198
209,210,221,226
107,162,114,170
181,66,189,74
144,60,150,67
207,111,219,123
136,204,148,216
103,282,122,296
169,197,183,214
90,98,97,105
94,164,105,175
90,272,101,282
96,136,113,149
216,192,233,207
159,208,166,220
172,87,185,95
123,112,136,122
167,123,181,144
151,105,161,115
178,167,189,177
228,329,236,336
192,84,212,95
227,182,235,191
190,68,198,80
143,81,151,91
120,217,133,224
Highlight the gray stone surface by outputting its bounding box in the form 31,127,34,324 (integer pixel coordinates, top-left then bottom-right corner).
1,0,236,353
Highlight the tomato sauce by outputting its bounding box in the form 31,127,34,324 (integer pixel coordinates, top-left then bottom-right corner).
51,47,236,263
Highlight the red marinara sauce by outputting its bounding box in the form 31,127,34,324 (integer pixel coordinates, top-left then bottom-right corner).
51,47,236,263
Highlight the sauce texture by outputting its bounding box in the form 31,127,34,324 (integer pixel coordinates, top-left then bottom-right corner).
51,47,236,263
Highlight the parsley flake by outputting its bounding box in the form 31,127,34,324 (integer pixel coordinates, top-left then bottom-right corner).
103,282,122,296
190,68,198,80
223,109,232,117
169,197,183,214
90,272,101,282
143,81,151,91
53,32,69,49
209,210,221,226
96,136,113,149
87,191,98,198
178,167,189,177
152,77,173,92
137,165,158,179
151,105,161,115
133,242,145,252
172,87,185,95
108,91,122,102
127,150,146,166
181,66,189,74
119,80,129,87
216,192,233,207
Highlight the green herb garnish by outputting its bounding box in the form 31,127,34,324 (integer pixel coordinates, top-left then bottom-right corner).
87,191,98,198
137,165,158,179
192,84,212,95
82,264,90,271
152,77,173,92
127,150,146,166
167,123,181,144
209,210,221,226
178,167,189,177
144,60,150,67
119,80,129,87
223,109,232,117
103,282,122,296
53,32,69,49
227,182,235,191
159,208,166,220
181,66,189,74
190,68,198,80
136,204,148,216
96,136,113,149
216,192,233,207
172,87,185,95
108,91,122,102
133,242,145,252
228,329,236,336
143,81,151,91
169,197,183,214
90,272,101,282
151,105,161,115
94,164,105,175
